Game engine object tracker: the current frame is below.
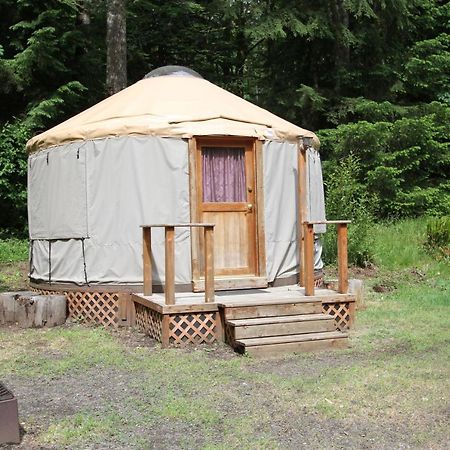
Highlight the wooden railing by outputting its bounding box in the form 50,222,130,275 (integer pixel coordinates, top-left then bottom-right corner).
303,220,351,296
141,223,215,304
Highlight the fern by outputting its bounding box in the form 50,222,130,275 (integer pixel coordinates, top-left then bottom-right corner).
25,81,87,130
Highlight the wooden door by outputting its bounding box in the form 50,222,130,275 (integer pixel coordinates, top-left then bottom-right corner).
196,138,257,277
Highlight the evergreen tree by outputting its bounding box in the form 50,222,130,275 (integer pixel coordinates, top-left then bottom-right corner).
0,0,448,233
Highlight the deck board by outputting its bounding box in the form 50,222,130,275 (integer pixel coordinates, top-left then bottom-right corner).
132,284,355,314
236,330,347,347
227,313,334,326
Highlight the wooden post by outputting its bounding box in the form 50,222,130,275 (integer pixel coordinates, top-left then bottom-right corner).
164,226,175,305
216,308,225,342
188,138,201,283
304,222,315,296
204,225,215,303
127,295,136,326
143,227,152,296
337,223,349,294
117,293,132,326
161,315,170,348
255,139,267,279
298,142,308,286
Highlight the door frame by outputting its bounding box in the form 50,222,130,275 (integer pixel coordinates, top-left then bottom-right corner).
188,136,267,291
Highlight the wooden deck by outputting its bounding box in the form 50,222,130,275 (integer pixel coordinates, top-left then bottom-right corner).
128,149,354,356
132,285,353,312
131,285,356,355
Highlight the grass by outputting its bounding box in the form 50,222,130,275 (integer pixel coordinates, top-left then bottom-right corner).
0,326,130,377
42,412,122,447
361,219,450,350
0,237,28,291
0,238,28,263
371,217,448,271
0,219,449,449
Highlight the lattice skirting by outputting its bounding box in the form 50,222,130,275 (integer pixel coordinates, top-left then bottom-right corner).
169,312,217,345
134,304,219,347
322,301,355,331
135,303,162,341
67,292,119,327
30,288,60,296
31,288,120,327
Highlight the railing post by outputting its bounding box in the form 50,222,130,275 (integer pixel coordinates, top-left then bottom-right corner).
304,222,315,296
298,143,308,286
143,227,152,296
164,226,175,305
204,225,215,303
337,223,349,294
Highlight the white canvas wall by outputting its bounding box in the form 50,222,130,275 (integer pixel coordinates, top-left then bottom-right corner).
263,141,299,281
84,136,191,284
28,136,191,285
307,147,327,234
263,142,326,282
30,239,87,284
28,136,326,287
28,142,88,239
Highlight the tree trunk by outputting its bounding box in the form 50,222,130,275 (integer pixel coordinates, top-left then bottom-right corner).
330,0,350,95
106,0,127,96
79,0,91,26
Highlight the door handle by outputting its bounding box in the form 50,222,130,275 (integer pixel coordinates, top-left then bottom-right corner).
246,203,253,213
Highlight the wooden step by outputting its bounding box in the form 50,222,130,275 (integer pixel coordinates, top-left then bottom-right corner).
228,314,336,339
226,313,333,326
217,296,324,308
236,330,346,348
243,336,349,358
224,302,322,320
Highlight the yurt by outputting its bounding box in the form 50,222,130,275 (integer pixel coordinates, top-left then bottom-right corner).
26,66,354,348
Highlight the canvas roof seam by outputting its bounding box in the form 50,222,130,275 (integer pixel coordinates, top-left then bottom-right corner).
167,114,272,128
27,124,317,151
27,134,318,155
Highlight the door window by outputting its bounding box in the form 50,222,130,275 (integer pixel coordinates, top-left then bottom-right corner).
201,147,246,202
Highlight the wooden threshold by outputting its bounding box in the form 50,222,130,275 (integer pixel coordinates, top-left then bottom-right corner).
193,276,268,292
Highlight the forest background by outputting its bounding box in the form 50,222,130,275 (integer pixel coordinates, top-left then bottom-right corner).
0,0,448,264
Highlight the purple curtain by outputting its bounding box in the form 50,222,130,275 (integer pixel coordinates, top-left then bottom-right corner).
202,147,246,202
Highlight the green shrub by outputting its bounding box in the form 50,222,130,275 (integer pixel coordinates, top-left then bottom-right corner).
426,216,450,258
322,154,375,266
0,120,30,235
318,103,450,219
0,238,28,263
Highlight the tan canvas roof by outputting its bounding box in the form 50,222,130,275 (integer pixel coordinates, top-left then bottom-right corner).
26,75,318,152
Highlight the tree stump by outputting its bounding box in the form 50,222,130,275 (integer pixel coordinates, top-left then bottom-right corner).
349,279,364,308
0,292,67,328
